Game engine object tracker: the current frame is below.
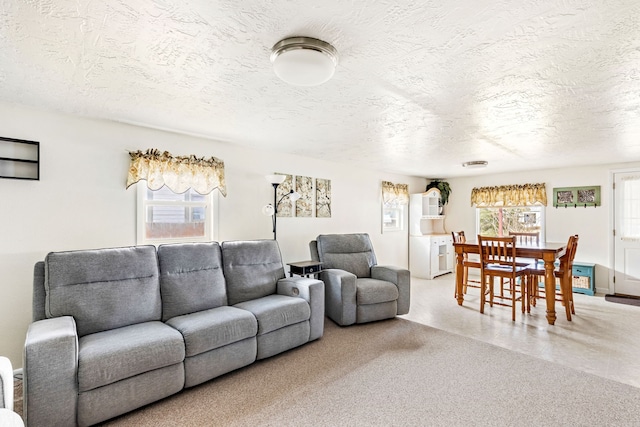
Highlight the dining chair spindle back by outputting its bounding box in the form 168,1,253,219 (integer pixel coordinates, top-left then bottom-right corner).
509,231,540,246
451,231,481,298
530,234,579,321
478,235,531,321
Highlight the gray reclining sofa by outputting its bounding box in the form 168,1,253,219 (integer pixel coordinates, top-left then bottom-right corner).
24,240,324,426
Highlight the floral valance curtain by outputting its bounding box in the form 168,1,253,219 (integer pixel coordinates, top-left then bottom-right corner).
382,181,410,207
470,183,546,207
126,149,227,196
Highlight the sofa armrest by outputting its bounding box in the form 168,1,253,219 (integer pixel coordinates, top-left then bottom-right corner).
318,269,357,326
24,316,79,427
277,277,325,341
371,265,411,315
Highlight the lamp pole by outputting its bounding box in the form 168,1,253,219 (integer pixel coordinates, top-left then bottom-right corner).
273,189,300,240
271,183,279,240
264,174,299,241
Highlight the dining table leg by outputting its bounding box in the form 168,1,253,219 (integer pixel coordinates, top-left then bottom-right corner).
543,254,557,325
455,249,465,305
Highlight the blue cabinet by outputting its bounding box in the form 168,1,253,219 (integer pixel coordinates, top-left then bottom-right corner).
572,262,595,296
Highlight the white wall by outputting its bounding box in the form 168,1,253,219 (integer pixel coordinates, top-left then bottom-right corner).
444,163,640,296
0,102,425,368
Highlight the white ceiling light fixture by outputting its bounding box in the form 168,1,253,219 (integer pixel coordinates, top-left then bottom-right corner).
462,160,488,169
271,37,338,86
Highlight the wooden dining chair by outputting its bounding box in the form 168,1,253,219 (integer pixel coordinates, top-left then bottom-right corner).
477,235,531,321
505,231,541,299
451,231,481,298
529,234,579,321
509,231,540,246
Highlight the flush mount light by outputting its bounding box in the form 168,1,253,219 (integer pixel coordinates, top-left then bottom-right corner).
462,160,488,168
270,37,338,86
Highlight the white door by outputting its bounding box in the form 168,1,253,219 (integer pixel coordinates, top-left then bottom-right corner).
613,171,640,296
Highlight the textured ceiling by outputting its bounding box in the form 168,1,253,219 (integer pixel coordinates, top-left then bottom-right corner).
1,0,640,178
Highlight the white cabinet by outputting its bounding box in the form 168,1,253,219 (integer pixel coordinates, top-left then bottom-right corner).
410,235,454,279
409,191,453,279
409,191,445,235
422,190,440,217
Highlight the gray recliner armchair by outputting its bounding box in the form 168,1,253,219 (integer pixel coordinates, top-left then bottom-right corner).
310,233,410,326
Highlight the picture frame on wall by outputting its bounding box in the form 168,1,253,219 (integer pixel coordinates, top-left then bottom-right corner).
295,175,313,217
275,173,294,217
553,186,601,208
315,178,331,218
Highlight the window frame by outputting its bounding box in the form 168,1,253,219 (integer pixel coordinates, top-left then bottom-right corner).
136,182,218,245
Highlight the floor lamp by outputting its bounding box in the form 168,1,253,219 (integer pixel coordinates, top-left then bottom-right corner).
264,174,301,240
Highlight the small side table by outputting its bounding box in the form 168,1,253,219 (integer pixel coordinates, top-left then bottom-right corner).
287,261,323,278
572,262,595,296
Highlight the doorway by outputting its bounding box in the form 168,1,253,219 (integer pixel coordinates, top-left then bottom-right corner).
613,170,640,296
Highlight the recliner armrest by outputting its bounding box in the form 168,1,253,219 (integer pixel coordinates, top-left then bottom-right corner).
318,269,357,326
277,277,325,341
24,316,79,427
371,265,407,284
371,265,411,315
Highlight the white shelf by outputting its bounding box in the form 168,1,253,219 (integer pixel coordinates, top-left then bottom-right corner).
0,137,40,180
409,191,453,279
410,192,445,235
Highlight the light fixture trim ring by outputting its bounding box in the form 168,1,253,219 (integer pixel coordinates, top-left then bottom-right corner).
270,37,338,66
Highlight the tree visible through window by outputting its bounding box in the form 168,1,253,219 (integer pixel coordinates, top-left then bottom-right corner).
477,206,544,239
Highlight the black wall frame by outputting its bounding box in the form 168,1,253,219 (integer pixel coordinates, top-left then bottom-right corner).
0,136,40,180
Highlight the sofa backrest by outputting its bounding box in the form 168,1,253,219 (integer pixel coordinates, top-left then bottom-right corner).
222,240,285,305
158,242,227,321
315,233,377,278
44,246,161,337
309,240,320,262
32,261,46,322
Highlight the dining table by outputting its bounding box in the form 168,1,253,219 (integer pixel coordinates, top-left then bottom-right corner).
453,240,567,325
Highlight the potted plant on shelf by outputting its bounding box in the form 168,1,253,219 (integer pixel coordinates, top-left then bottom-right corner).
426,180,451,213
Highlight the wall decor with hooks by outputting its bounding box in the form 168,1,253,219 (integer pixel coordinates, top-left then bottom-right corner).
0,136,40,180
553,186,600,208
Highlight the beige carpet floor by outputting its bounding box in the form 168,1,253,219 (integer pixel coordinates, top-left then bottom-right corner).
75,318,640,426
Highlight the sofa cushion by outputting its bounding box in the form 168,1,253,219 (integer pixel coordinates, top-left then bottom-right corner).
45,246,161,337
222,240,286,305
166,306,257,357
316,234,377,278
78,321,185,392
356,278,399,305
158,242,227,321
235,294,310,335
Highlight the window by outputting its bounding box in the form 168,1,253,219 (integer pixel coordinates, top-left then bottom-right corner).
137,183,217,245
620,176,640,239
476,206,545,241
381,181,409,233
383,206,404,232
